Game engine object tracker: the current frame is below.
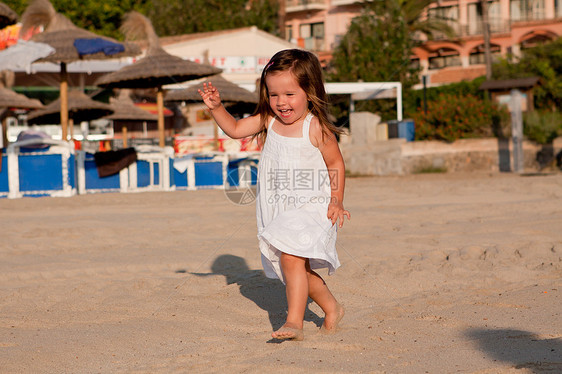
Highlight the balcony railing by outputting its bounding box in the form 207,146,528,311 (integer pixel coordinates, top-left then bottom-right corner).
331,0,368,5
463,18,512,35
511,10,547,22
299,36,326,51
429,9,559,41
430,17,511,40
285,0,328,13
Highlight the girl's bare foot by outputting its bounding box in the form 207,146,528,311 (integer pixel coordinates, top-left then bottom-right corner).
272,324,304,341
320,303,345,334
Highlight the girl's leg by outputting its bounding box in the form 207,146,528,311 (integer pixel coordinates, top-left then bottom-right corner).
305,261,344,332
272,252,308,340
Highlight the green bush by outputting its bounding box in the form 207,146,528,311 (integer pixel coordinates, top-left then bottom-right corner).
493,37,562,111
411,93,509,142
523,110,562,144
404,77,487,116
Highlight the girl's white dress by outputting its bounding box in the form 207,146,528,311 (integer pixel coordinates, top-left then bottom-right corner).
256,112,340,282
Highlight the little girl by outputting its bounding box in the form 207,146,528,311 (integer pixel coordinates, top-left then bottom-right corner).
199,49,350,341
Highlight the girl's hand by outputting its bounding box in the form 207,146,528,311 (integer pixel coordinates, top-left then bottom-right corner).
198,82,222,110
327,200,351,228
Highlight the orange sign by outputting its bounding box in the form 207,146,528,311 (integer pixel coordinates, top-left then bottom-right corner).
135,102,173,116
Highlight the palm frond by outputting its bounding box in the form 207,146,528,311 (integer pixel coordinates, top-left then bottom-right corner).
401,0,434,24
21,0,75,35
416,19,457,40
393,0,457,39
120,11,159,51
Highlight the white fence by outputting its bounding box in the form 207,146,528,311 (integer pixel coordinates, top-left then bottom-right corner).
1,140,259,199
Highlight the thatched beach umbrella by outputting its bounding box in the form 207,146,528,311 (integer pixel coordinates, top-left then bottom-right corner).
20,0,141,141
106,97,157,122
105,91,157,147
0,87,44,147
0,87,44,109
27,90,113,141
95,11,221,147
0,2,17,29
166,74,257,145
166,74,257,105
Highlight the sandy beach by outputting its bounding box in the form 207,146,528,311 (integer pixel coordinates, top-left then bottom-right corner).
1,172,560,373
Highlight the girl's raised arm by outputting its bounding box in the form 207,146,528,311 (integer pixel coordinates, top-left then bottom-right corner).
198,82,263,139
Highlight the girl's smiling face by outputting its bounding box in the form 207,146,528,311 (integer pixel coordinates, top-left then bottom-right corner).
265,70,309,126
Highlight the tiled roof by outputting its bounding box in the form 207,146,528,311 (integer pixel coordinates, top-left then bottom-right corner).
159,27,256,46
479,76,541,90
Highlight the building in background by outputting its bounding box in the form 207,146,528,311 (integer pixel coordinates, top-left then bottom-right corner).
416,0,562,85
282,0,562,86
160,26,296,87
283,0,362,66
157,26,296,138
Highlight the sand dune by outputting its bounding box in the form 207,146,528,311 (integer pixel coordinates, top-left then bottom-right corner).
0,172,560,373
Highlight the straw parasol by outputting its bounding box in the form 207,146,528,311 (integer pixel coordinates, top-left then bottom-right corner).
20,0,141,141
166,75,257,144
0,87,44,147
0,87,44,109
104,90,157,148
165,74,257,105
166,74,257,144
0,2,17,29
95,11,221,147
27,90,113,131
106,95,157,122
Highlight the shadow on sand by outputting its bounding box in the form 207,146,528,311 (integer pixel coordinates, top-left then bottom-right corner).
465,328,562,372
191,254,323,338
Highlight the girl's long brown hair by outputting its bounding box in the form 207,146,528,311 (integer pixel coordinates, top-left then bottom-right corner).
253,49,341,144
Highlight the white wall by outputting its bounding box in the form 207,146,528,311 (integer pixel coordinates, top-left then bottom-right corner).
162,27,297,85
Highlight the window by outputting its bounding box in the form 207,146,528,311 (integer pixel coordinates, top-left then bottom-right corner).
532,0,546,19
466,1,505,35
299,23,311,39
428,5,459,22
286,25,293,42
511,0,546,21
467,3,483,35
487,1,507,33
312,23,324,39
299,22,325,51
428,5,459,37
520,34,554,49
428,48,461,69
469,44,501,65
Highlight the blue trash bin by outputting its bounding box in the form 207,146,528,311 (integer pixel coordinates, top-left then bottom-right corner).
398,119,415,141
